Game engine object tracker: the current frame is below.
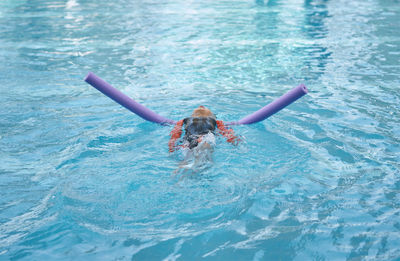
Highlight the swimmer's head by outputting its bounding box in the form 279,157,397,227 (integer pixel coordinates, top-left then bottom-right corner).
192,106,215,118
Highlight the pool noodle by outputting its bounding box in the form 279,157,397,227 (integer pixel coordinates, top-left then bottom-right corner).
230,84,308,125
84,72,307,125
84,72,176,124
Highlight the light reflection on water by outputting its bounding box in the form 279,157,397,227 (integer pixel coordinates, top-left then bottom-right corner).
0,0,399,260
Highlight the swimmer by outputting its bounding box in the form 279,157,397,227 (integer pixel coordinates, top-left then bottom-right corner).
168,106,240,174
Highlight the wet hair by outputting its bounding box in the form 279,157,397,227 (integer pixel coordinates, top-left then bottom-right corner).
183,117,217,149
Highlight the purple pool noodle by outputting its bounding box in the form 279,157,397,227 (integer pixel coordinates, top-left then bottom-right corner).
231,84,308,125
84,72,176,125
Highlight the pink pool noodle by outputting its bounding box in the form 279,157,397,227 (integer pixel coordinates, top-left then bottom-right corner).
84,72,176,124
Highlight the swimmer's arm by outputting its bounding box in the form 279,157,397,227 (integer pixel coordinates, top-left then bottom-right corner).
216,120,240,145
168,120,184,152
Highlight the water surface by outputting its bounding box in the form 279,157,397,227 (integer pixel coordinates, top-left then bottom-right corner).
1,0,399,260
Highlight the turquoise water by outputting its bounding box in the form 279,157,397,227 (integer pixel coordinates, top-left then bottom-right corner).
1,0,400,259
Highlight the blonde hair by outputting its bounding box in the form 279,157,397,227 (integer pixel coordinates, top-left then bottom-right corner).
192,106,215,118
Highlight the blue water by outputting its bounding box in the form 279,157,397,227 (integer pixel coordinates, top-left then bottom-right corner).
1,0,399,260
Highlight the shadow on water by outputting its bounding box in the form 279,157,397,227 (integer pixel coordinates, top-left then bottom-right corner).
299,0,332,81
303,0,330,39
250,0,288,87
255,0,281,7
0,1,56,82
253,0,280,37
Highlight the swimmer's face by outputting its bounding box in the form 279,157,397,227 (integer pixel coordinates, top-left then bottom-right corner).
192,106,215,118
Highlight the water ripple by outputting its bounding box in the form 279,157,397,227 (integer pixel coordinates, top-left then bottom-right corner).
1,0,400,260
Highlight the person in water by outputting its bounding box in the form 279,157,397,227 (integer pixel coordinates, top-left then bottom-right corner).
168,106,239,173
168,106,239,153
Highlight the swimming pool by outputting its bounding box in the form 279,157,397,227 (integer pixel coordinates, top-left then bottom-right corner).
1,0,399,259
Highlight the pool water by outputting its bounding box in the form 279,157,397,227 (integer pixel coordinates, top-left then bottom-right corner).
1,0,400,260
